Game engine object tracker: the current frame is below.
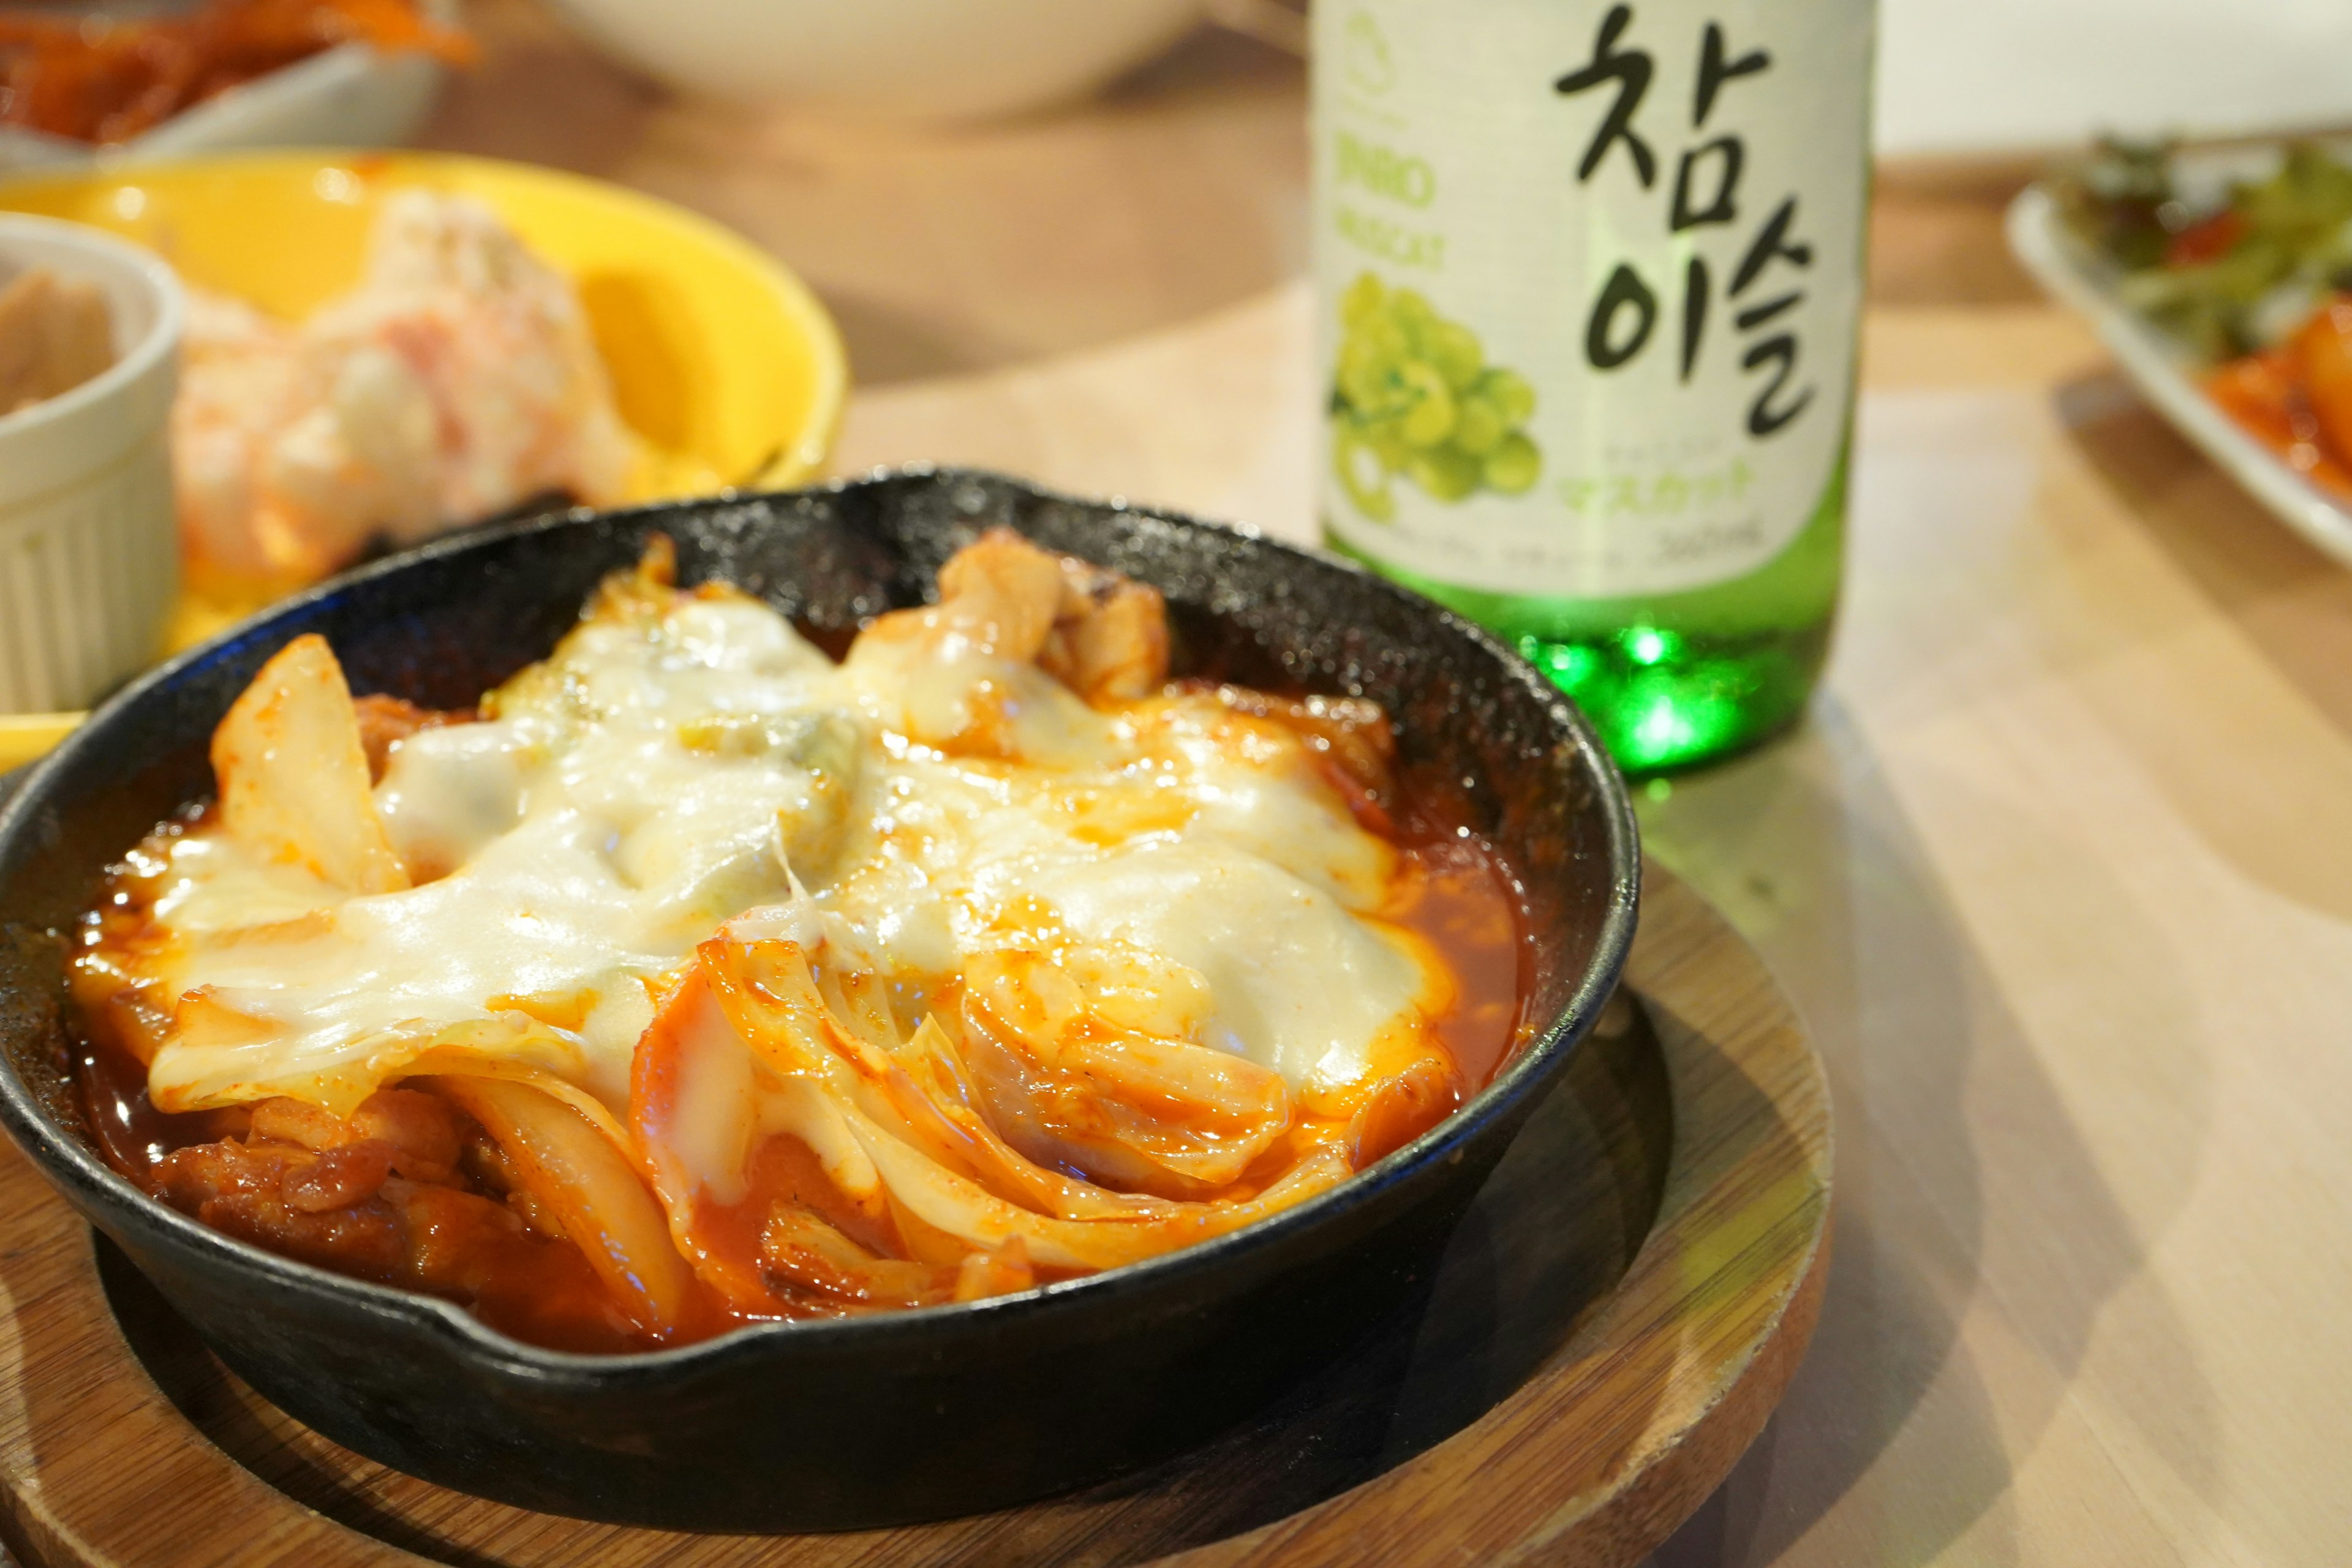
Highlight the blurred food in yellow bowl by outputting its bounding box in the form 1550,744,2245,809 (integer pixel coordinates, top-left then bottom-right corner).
175,186,636,590
0,150,847,753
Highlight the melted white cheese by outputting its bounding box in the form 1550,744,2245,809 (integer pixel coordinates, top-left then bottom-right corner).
140,586,1434,1118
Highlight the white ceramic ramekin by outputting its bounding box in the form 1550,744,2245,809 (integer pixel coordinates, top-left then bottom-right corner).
0,215,184,715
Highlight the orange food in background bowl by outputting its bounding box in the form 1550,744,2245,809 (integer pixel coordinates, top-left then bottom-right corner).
0,0,473,146
2294,295,2352,466
172,187,637,591
2204,293,2352,500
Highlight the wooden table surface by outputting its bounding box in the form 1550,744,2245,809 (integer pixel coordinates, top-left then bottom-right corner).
102,7,2341,1566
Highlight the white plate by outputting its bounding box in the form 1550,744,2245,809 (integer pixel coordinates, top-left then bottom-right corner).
0,1,457,172
2006,146,2352,570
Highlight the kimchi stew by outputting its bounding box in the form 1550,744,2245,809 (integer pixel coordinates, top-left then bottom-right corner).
70,530,1531,1352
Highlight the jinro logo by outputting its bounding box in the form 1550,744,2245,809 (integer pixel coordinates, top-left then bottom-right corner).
1343,10,1395,96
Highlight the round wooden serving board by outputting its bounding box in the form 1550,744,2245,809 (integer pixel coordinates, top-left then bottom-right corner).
0,862,1830,1568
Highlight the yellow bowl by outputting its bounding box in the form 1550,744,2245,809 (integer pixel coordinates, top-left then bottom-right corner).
0,713,78,772
0,151,848,767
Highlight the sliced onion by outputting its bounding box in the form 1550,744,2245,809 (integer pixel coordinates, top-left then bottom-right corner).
957,951,1293,1196
839,1099,1351,1273
701,938,1166,1221
428,1074,695,1336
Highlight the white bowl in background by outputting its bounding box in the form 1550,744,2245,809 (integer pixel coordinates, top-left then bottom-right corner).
0,216,184,714
538,0,1208,123
0,0,459,173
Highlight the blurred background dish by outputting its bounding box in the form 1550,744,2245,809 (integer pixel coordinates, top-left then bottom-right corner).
2008,137,2352,570
0,150,847,656
0,212,182,717
0,0,469,172
535,0,1208,124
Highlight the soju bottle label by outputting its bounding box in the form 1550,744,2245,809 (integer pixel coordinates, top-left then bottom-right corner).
1313,0,1874,598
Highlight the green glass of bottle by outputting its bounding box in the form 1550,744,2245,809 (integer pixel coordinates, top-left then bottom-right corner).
1312,0,1874,775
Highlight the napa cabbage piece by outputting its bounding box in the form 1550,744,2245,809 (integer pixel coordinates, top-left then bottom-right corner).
212,635,409,897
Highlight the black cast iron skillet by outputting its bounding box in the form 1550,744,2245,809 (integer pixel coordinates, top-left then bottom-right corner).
0,468,1638,1531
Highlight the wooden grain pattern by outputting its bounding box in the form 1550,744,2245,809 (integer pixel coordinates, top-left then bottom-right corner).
0,865,1830,1568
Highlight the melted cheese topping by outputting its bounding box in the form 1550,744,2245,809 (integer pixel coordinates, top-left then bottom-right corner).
132,584,1439,1134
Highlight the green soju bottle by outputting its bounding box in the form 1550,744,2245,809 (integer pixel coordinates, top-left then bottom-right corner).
1311,0,1874,774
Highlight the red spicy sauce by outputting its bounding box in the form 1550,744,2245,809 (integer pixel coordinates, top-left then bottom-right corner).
1387,832,1531,1091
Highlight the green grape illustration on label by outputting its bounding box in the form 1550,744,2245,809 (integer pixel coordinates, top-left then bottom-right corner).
1329,272,1543,522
